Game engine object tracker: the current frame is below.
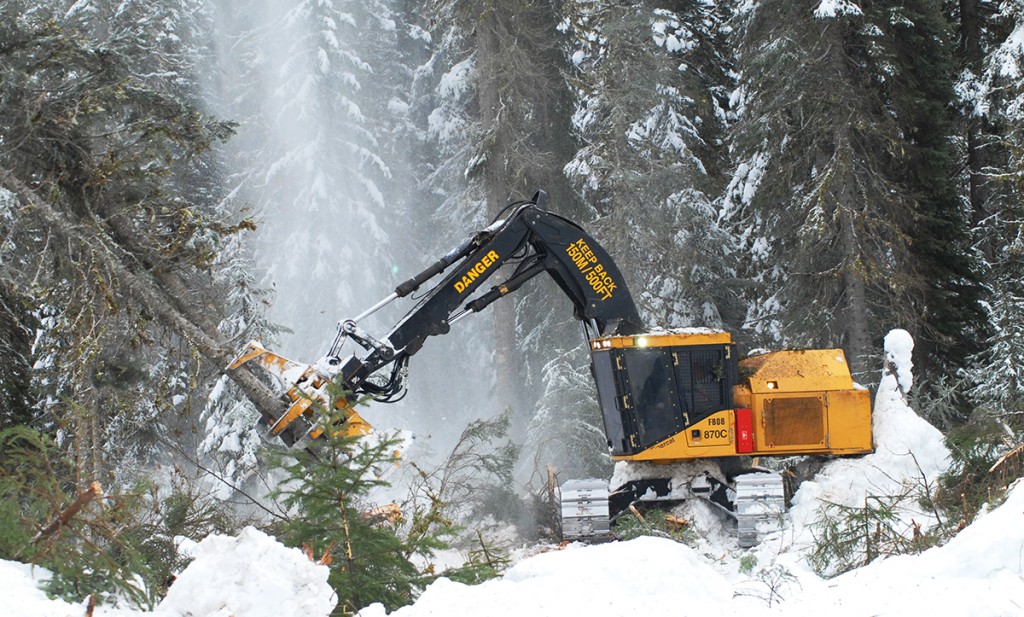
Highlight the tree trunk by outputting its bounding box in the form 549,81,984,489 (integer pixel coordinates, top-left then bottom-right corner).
840,204,872,380
821,20,872,378
476,4,525,418
0,171,285,427
960,0,993,241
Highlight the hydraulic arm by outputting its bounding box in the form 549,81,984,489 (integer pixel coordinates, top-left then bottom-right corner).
228,191,644,445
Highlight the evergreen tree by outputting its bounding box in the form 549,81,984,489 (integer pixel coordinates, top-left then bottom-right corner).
414,0,582,448
0,426,179,608
962,2,1024,422
470,0,580,429
395,1,496,439
0,0,252,480
272,411,440,614
952,0,1007,237
880,0,988,378
724,0,969,380
0,278,35,429
535,0,736,478
204,0,399,359
561,0,736,328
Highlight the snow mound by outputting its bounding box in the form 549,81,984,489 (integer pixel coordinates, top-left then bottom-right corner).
777,329,950,561
910,478,1024,580
0,560,88,617
881,328,914,394
157,527,335,617
357,537,732,617
784,480,1024,616
357,480,1024,617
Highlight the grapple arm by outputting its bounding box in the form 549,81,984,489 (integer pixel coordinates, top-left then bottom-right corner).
227,190,643,446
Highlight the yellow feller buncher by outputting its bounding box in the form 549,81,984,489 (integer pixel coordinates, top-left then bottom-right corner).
228,191,873,546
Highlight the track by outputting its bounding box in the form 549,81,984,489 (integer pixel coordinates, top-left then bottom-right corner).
559,470,786,547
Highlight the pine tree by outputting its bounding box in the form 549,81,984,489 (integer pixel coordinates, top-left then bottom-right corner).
952,0,1007,237
522,1,736,477
0,278,35,429
0,0,251,479
0,426,178,608
412,0,582,445
879,0,988,377
271,409,440,614
961,2,1024,422
204,0,399,359
561,0,736,328
724,0,972,380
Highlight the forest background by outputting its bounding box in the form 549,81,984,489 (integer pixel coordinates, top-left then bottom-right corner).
1,0,1024,609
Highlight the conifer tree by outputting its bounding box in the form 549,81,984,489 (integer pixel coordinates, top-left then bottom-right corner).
561,1,735,328
271,408,441,614
879,0,988,377
954,0,1002,232
724,1,913,377
0,0,253,479
413,0,581,442
203,0,399,358
0,426,178,608
724,0,987,383
961,2,1024,422
0,279,35,429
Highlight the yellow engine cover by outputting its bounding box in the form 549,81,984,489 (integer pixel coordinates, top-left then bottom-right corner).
607,345,873,464
734,349,873,456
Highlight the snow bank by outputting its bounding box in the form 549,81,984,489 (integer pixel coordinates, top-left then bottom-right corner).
157,527,335,617
784,479,1024,616
357,537,733,617
356,484,1024,617
0,560,94,617
0,527,335,617
769,329,950,565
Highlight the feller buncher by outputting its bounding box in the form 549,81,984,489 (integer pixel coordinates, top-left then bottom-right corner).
227,191,873,546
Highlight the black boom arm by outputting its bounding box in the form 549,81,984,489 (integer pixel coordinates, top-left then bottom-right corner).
329,191,643,400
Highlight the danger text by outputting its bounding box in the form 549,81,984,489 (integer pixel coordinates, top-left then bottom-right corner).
453,250,500,293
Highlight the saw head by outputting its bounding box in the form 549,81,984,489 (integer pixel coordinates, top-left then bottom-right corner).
227,340,371,447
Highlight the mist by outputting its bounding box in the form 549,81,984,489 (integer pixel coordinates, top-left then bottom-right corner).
198,0,505,463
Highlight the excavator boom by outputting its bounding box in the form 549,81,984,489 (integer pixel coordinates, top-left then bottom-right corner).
229,191,644,444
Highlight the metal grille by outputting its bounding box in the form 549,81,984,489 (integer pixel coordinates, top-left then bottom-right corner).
763,396,825,446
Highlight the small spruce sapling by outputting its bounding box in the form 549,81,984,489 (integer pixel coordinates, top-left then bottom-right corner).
268,384,443,615
0,426,172,608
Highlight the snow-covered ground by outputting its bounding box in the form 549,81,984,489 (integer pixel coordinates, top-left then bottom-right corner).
3,330,1022,617
0,527,334,617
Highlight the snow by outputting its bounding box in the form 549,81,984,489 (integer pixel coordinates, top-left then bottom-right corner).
158,527,335,617
427,57,473,143
359,537,733,617
0,560,93,617
771,328,948,575
813,0,863,18
0,527,335,617
994,20,1024,79
3,332,1022,617
721,150,770,219
357,487,1024,617
882,328,914,394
